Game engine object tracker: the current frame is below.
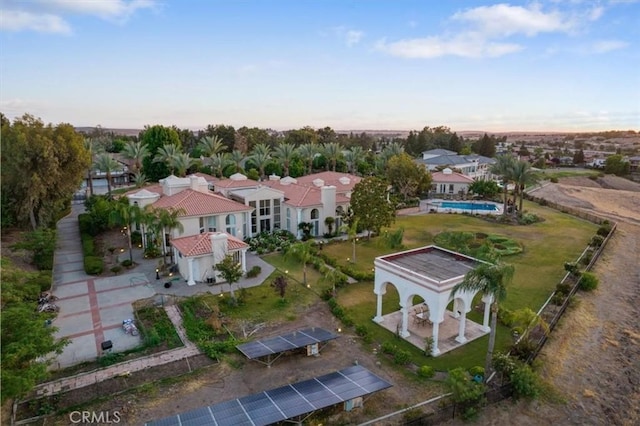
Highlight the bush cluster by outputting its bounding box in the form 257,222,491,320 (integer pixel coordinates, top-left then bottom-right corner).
245,265,262,278
578,272,599,291
417,365,435,378
355,325,373,343
84,256,104,275
597,222,612,237
79,214,104,275
246,230,296,254
327,297,354,327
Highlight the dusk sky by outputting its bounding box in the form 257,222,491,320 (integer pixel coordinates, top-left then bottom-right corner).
1,0,639,132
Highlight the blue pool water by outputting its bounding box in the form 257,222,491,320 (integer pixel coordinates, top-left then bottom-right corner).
440,202,498,211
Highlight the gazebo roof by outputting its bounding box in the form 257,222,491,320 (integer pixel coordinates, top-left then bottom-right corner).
376,246,482,291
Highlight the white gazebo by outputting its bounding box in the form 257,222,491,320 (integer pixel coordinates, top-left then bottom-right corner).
373,245,492,356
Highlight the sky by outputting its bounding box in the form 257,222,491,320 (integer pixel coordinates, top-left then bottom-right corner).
1,0,639,133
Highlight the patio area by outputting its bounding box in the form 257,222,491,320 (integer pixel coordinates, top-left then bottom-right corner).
376,305,488,355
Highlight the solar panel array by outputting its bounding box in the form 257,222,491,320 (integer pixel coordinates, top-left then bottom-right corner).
145,365,392,426
236,327,339,359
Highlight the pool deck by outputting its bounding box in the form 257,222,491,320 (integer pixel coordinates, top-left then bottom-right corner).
421,199,503,215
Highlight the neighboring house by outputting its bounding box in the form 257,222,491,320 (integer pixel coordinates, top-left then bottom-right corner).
587,158,606,169
629,156,640,174
126,174,252,285
417,149,495,180
430,168,474,197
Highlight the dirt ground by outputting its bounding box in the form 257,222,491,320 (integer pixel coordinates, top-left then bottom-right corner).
457,175,640,426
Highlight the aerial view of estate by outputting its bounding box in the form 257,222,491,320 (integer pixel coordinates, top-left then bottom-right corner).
1,1,639,425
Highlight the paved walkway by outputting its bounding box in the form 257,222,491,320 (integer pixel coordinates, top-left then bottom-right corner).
43,204,274,386
34,305,201,397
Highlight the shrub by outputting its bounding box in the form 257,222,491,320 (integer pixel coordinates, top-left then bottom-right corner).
393,349,411,365
144,247,161,258
555,282,572,296
84,256,104,275
468,366,485,378
418,365,435,378
590,235,605,247
81,234,95,256
510,363,541,400
564,262,580,276
355,325,372,343
519,213,540,225
498,307,515,327
580,251,593,266
588,175,598,181
246,265,262,278
381,341,396,355
121,259,133,268
131,230,142,245
579,272,599,291
597,223,612,237
110,266,123,275
549,177,559,183
32,272,53,292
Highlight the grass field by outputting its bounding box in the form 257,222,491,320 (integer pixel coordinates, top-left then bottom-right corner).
260,200,597,370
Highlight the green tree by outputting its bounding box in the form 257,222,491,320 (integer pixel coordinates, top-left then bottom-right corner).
153,143,181,175
248,143,272,180
208,153,231,177
273,142,297,177
339,218,360,263
1,114,91,229
344,146,364,175
298,143,318,175
284,241,314,285
452,262,515,381
322,142,343,171
386,153,432,200
604,154,629,176
109,198,139,263
140,125,182,181
84,138,95,197
1,260,69,402
271,275,288,300
474,133,497,157
490,154,517,216
198,135,226,157
214,254,244,303
146,206,185,264
572,149,585,165
11,228,57,270
511,160,538,215
229,150,246,173
445,367,486,419
93,153,120,196
468,179,500,199
121,141,150,174
172,152,200,177
350,177,395,238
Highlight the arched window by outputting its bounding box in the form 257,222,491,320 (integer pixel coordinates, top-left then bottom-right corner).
311,209,319,219
310,209,320,236
225,214,236,236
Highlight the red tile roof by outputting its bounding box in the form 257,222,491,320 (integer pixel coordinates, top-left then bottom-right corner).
123,183,163,197
295,171,361,193
431,171,474,184
152,189,252,216
260,180,322,207
171,232,248,257
213,177,260,189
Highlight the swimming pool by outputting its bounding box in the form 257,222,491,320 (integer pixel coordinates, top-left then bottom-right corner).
439,201,499,211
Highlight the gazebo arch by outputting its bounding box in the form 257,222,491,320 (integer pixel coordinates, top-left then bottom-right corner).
373,245,492,356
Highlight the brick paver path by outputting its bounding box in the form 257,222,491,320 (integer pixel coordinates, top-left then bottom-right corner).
33,305,201,397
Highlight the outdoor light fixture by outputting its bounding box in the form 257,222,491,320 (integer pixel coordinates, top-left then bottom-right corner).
155,268,159,280
337,328,342,333
285,270,289,274
120,248,125,253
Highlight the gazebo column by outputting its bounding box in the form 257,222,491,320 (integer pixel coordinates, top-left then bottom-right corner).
400,305,410,338
187,258,196,286
431,320,441,356
455,309,467,343
373,292,384,323
481,294,492,332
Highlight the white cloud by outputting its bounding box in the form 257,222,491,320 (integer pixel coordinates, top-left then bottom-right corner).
345,30,364,47
451,3,573,37
591,39,629,53
588,6,605,21
0,0,156,33
376,34,522,59
0,9,71,34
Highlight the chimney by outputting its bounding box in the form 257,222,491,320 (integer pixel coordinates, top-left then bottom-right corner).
321,186,336,232
190,175,200,191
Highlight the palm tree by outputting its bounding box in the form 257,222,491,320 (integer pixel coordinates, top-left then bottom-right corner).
132,171,148,188
153,144,181,175
339,218,359,263
229,150,246,173
109,199,141,263
93,153,120,196
198,135,226,157
452,262,515,381
209,153,231,177
322,142,343,172
248,143,272,180
297,143,318,175
344,146,364,175
84,138,95,196
490,154,517,216
147,206,185,265
172,152,200,177
511,160,538,215
273,142,297,177
284,241,314,285
384,141,404,157
121,141,150,173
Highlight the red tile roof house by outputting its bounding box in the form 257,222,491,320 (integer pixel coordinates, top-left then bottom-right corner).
430,168,475,198
214,171,362,239
127,174,252,286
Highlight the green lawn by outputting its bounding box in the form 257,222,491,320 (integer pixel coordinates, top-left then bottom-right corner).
262,201,597,370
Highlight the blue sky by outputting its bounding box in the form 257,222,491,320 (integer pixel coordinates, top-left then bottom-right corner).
1,0,639,132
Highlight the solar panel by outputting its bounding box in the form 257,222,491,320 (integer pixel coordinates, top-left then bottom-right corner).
236,327,339,361
145,365,392,426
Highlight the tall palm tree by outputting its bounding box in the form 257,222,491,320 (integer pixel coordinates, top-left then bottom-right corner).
384,141,404,157
84,138,95,196
93,153,120,196
209,153,231,178
198,135,226,157
273,142,297,177
147,206,185,265
229,150,246,173
452,262,515,381
153,144,181,175
490,154,517,216
109,199,141,263
344,146,364,175
172,152,200,177
284,241,314,285
511,160,538,215
132,171,148,188
298,143,318,175
339,218,359,263
121,141,150,173
322,142,343,172
248,143,272,180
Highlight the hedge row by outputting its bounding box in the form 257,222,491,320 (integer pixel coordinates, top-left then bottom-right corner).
79,213,104,275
